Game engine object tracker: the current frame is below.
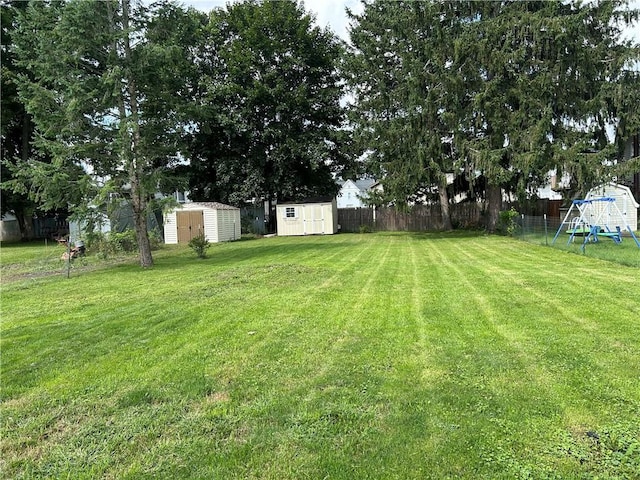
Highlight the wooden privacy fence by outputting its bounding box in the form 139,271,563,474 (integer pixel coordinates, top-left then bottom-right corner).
338,203,482,232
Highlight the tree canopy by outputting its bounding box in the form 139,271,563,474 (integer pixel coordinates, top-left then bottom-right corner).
4,0,639,248
347,0,640,231
10,0,203,265
186,0,347,230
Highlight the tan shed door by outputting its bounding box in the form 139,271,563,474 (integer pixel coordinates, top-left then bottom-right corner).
176,211,204,243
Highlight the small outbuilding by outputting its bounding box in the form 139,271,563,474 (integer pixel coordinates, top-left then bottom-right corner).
164,202,241,244
586,182,639,231
276,197,338,236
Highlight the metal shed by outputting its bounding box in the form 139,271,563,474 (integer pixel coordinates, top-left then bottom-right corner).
164,202,241,244
276,197,338,236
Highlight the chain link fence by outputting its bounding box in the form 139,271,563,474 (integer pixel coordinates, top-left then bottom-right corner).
514,214,640,267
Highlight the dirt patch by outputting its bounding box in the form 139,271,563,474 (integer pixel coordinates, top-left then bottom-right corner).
206,391,230,403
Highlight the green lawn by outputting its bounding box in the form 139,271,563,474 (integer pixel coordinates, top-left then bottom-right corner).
2,233,639,479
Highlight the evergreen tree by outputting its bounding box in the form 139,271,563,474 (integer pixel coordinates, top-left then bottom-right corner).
346,1,467,228
347,0,639,231
457,0,639,230
11,0,203,266
0,1,58,240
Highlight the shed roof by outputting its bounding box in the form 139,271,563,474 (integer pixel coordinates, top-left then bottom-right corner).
586,182,639,208
278,196,335,206
189,202,239,210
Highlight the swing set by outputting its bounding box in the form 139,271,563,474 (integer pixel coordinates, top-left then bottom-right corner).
551,196,640,250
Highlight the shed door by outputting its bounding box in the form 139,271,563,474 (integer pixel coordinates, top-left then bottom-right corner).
177,211,204,243
309,204,324,234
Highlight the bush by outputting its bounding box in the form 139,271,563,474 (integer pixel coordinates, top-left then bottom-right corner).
85,229,137,257
498,208,520,236
109,230,138,252
188,232,210,259
359,224,373,234
85,231,107,252
84,228,162,257
148,229,163,251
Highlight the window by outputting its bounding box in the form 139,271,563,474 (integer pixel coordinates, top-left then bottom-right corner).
285,207,296,218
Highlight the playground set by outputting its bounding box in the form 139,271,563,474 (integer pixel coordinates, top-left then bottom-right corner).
552,196,640,250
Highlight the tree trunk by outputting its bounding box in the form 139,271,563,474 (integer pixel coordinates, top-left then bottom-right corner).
485,183,502,233
438,176,453,231
122,0,153,267
17,111,35,240
132,201,153,267
15,209,34,241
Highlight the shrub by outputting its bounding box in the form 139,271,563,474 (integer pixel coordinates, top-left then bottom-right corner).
109,230,138,253
359,224,373,234
148,229,163,251
85,231,107,252
188,232,210,259
84,229,138,257
498,208,520,236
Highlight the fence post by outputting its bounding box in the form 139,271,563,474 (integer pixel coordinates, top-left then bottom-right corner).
521,214,525,241
544,214,548,245
66,239,72,279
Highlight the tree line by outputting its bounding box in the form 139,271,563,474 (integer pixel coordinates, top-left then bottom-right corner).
2,0,639,266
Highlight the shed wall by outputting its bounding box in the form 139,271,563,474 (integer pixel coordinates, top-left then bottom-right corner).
216,209,241,241
163,211,178,244
587,184,639,231
164,203,241,244
202,209,218,242
0,220,21,242
276,201,337,236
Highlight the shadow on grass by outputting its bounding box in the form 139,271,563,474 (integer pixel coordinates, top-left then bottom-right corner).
150,231,493,272
152,235,363,270
371,230,487,240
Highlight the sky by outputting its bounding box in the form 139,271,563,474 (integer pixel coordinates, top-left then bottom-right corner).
182,0,640,43
182,0,360,40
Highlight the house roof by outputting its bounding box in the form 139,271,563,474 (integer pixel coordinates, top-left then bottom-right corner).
190,202,239,210
337,177,377,192
354,178,377,191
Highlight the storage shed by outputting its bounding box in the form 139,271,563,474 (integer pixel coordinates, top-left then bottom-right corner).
585,182,639,231
164,202,241,244
276,197,338,236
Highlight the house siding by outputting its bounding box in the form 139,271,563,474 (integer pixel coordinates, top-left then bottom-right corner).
337,179,374,208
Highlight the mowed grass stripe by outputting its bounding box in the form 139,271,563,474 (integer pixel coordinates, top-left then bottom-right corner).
406,235,640,476
2,233,639,479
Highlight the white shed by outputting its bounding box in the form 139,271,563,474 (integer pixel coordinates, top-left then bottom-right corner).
164,202,241,244
585,182,639,231
276,197,338,236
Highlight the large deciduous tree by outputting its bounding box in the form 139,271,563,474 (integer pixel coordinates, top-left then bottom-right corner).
188,0,347,231
12,0,203,266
